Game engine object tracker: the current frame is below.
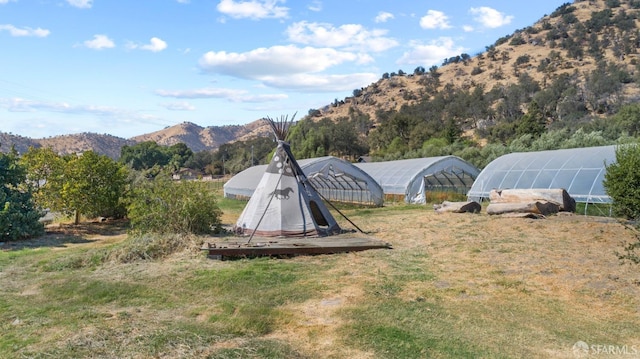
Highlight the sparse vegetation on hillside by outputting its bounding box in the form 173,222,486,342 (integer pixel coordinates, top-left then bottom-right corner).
4,0,640,173
292,0,640,165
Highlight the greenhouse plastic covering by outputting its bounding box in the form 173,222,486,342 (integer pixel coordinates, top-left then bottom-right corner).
224,156,384,206
354,156,480,204
467,145,617,203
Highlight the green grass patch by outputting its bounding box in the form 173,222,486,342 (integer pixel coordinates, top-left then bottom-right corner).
189,258,327,336
217,196,249,214
340,299,493,358
0,247,50,268
208,338,307,359
575,202,614,217
0,256,326,357
42,278,160,306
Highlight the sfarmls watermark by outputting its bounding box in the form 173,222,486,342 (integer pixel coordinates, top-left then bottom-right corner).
573,341,639,357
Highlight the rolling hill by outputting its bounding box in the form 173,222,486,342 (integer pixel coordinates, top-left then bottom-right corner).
2,0,639,159
0,120,271,159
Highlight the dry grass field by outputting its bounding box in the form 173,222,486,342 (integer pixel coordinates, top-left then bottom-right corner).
2,203,640,358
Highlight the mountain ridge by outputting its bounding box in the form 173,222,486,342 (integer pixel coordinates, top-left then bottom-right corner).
2,0,639,159
0,119,273,159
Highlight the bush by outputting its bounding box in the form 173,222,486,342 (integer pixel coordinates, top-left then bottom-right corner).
471,66,483,75
509,36,526,46
515,54,531,66
605,143,640,265
0,150,44,241
127,175,222,235
603,143,640,219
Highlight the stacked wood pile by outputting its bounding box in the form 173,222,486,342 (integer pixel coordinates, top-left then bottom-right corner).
434,201,481,214
487,189,576,217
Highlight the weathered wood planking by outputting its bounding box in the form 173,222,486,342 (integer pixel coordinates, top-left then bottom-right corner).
202,236,392,259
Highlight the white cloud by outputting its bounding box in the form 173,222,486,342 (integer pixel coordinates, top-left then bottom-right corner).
374,11,394,23
197,45,379,92
161,102,195,111
234,93,288,103
420,10,451,30
199,45,363,79
0,0,16,4
259,72,379,92
216,0,288,20
155,87,288,103
0,24,50,37
143,37,167,52
156,87,246,99
127,37,168,52
66,0,92,9
286,21,398,52
83,34,115,50
0,97,174,137
469,7,513,28
307,0,322,12
463,25,474,32
397,37,467,67
0,97,120,116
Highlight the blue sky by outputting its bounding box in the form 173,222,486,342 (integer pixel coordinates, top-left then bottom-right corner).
0,0,568,139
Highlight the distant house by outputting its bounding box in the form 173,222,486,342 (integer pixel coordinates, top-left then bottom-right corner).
172,168,204,181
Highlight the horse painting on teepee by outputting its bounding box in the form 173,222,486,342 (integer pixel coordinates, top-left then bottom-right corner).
234,114,341,237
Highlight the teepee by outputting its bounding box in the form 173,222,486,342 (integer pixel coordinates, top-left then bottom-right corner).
234,114,341,237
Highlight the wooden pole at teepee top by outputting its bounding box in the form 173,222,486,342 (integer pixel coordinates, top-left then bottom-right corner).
264,113,297,141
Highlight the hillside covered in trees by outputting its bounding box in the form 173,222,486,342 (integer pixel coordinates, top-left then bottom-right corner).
283,0,640,169
5,0,640,175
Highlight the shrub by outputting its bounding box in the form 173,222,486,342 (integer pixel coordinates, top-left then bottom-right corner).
471,66,483,75
603,143,640,219
515,54,531,66
605,143,640,265
0,150,44,241
509,36,526,46
550,3,576,18
127,175,222,235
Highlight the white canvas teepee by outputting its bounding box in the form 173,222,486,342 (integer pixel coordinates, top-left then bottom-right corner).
234,115,341,237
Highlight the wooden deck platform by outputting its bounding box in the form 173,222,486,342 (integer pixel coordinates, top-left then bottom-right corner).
201,235,392,259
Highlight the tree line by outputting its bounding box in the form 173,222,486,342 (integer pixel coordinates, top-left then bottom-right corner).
1,143,227,241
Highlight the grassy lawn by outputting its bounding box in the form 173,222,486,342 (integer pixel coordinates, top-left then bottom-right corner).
1,200,639,358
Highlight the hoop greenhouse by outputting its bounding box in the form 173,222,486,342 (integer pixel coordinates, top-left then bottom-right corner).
224,156,384,206
467,145,617,203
